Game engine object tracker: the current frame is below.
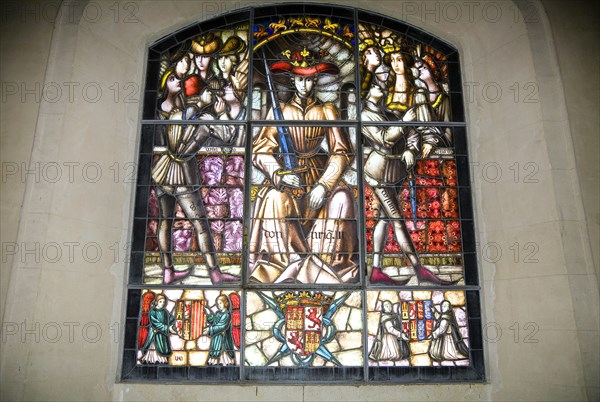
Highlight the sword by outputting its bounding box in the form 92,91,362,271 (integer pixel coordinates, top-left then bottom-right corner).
262,49,307,179
408,169,418,228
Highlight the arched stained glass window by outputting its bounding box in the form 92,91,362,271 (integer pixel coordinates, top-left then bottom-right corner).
122,4,484,383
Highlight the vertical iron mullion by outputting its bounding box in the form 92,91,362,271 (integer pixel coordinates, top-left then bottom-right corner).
240,7,256,381
353,9,370,383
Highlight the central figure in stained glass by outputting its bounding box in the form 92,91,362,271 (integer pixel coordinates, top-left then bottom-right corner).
250,45,358,284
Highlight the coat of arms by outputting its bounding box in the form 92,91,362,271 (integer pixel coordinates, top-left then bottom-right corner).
174,299,206,340
258,291,349,366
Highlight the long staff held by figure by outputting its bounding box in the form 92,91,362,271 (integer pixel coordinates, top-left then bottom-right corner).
262,49,307,188
408,169,418,228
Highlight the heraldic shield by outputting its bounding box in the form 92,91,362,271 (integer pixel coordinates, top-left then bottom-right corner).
174,299,206,340
258,291,350,366
285,302,323,357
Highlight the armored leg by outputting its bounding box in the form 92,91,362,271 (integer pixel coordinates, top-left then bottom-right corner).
157,191,176,269
157,189,192,284
177,190,239,284
373,186,458,286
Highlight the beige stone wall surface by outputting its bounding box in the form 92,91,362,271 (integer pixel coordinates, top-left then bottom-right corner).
0,0,58,325
0,0,598,401
541,0,599,286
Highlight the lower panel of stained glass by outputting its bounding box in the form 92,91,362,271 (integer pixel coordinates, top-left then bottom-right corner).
366,249,464,286
245,290,363,368
136,288,241,367
366,290,470,368
243,366,364,383
143,253,241,286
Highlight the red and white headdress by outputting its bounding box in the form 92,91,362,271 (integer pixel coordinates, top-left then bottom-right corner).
270,47,339,76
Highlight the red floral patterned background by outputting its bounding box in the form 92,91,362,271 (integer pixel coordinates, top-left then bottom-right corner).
365,159,462,253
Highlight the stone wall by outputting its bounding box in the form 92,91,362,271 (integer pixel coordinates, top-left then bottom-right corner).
1,0,598,400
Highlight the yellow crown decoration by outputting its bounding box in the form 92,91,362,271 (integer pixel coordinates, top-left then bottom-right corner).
381,39,402,55
277,292,299,310
254,17,353,50
300,291,322,307
358,38,375,52
274,291,333,311
323,18,340,33
298,291,311,299
276,292,297,303
288,47,312,67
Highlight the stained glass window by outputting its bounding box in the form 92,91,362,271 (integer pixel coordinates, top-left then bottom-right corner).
123,5,484,383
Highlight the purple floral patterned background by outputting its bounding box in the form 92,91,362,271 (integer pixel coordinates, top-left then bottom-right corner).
146,155,244,253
